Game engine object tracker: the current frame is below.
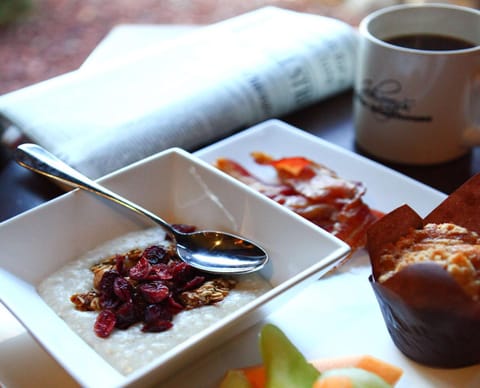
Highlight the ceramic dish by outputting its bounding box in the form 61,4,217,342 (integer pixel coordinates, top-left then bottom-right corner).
0,147,350,387
181,120,478,388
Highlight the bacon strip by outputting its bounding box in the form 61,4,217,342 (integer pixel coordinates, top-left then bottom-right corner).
216,152,380,251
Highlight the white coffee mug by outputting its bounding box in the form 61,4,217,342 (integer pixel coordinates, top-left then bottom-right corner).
354,3,480,165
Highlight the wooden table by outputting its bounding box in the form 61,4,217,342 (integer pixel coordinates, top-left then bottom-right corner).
0,90,477,223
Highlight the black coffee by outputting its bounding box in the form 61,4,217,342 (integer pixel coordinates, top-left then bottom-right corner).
385,33,475,51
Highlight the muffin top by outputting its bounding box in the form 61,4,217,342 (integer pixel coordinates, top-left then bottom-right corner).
378,223,480,301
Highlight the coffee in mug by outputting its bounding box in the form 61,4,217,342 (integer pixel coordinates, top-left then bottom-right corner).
354,4,480,165
385,33,475,51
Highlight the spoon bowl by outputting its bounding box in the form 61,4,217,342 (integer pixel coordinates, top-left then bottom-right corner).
15,144,268,274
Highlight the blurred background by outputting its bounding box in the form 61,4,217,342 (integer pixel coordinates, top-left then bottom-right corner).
1,0,479,95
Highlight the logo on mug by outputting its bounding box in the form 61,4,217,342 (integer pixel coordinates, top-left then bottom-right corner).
356,79,432,122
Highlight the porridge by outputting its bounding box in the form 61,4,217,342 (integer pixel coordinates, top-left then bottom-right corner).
38,227,271,375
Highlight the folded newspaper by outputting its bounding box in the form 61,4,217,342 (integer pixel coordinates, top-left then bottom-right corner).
0,6,357,178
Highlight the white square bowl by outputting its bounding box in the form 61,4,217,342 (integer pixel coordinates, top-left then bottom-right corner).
0,147,350,387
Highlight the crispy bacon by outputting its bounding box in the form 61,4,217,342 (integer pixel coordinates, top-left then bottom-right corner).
215,152,380,251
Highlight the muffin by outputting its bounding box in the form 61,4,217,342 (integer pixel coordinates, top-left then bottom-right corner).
367,174,480,368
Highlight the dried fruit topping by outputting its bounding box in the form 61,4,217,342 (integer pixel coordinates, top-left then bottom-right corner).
142,303,173,332
138,281,169,304
114,302,137,330
129,257,152,280
172,224,197,233
94,309,116,338
71,237,237,338
113,276,132,302
142,245,168,264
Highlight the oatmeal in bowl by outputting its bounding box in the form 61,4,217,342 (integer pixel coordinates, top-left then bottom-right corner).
0,148,350,387
39,227,271,375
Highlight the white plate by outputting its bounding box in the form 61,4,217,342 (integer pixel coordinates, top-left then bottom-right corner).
0,146,349,387
2,120,480,387
176,120,478,388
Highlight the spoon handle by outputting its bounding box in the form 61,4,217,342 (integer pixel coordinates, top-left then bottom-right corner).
14,144,175,235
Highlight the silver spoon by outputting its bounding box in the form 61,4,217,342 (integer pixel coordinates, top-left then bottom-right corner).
15,144,268,275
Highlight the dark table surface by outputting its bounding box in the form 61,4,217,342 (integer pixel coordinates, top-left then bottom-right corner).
1,90,478,223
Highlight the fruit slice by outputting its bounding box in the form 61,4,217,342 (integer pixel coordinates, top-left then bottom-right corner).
313,367,391,388
219,370,252,388
260,324,320,388
218,324,403,388
311,355,403,386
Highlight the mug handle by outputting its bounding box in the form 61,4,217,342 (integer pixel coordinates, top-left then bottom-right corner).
462,70,480,145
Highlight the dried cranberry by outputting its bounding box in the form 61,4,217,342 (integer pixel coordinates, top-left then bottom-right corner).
169,261,191,280
115,302,138,330
147,263,173,280
98,270,119,295
99,294,120,310
114,254,127,276
142,319,173,333
183,275,206,291
138,281,169,304
142,245,168,264
113,276,132,302
142,304,173,332
168,262,200,290
166,295,184,314
144,303,173,322
131,290,148,319
94,310,116,338
129,257,152,280
98,270,121,309
172,224,196,233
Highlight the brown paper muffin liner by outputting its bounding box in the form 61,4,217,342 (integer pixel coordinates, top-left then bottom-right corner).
370,275,480,368
367,174,480,368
